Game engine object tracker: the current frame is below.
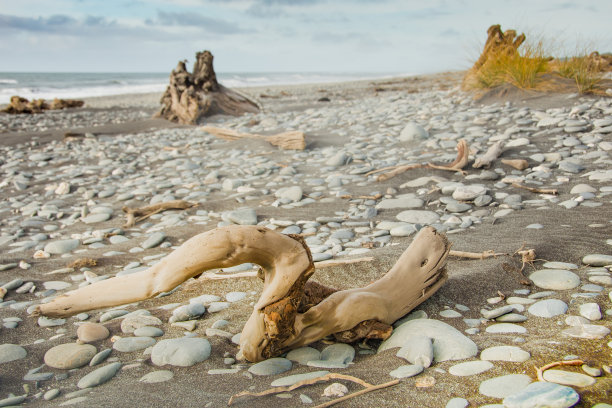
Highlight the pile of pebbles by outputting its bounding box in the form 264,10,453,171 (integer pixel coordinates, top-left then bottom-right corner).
0,82,611,406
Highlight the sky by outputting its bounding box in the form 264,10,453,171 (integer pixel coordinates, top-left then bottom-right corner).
0,0,611,74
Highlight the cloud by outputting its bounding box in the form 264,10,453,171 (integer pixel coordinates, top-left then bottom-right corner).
145,10,252,34
0,14,78,32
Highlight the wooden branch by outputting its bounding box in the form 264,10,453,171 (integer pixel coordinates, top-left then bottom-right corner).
511,182,558,195
535,359,583,382
122,200,197,228
501,159,529,170
376,164,425,182
473,142,504,168
201,126,305,150
33,226,450,363
449,250,506,259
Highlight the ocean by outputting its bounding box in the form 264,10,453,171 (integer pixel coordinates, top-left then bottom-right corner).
0,71,404,104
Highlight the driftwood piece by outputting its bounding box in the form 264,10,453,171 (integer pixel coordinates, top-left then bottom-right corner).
122,200,197,228
201,125,305,150
1,96,84,114
371,139,469,182
473,141,504,168
33,225,450,362
155,51,259,124
449,250,506,259
501,158,529,170
463,24,526,89
511,182,558,195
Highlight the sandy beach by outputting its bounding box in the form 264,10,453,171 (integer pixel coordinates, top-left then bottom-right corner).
0,72,611,407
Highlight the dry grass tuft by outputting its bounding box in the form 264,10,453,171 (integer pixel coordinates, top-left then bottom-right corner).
553,55,604,94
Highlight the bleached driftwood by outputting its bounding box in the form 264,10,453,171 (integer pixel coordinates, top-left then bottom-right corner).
122,200,197,228
201,125,306,150
511,182,558,195
2,96,84,114
33,225,450,362
473,141,504,168
501,158,529,170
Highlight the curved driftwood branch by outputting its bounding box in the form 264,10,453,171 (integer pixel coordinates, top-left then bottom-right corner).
33,225,449,362
473,141,504,168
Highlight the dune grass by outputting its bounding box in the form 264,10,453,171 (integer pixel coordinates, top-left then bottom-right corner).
554,55,604,94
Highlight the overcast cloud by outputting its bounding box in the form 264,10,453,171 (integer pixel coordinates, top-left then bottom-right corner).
0,0,610,73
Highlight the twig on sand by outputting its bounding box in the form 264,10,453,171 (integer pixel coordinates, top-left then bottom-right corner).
535,359,584,382
122,200,197,228
511,182,558,195
368,139,469,182
227,373,398,406
449,249,506,259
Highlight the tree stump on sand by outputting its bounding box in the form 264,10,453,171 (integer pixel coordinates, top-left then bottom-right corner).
155,51,260,124
462,24,526,89
1,96,84,114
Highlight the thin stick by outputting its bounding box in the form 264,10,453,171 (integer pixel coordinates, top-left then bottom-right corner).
122,200,197,228
449,250,506,259
511,182,558,195
377,164,425,182
313,379,400,408
227,373,374,406
535,359,584,382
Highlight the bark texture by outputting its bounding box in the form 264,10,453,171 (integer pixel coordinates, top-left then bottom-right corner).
2,96,84,114
155,51,259,124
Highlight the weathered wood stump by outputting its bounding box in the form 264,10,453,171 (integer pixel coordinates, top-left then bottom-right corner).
1,96,84,114
155,51,260,124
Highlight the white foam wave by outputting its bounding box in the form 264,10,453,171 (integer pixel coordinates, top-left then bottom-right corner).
0,79,18,85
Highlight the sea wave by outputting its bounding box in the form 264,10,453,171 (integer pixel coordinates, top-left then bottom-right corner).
0,79,18,85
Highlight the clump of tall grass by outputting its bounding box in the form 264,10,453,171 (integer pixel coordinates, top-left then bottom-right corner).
554,54,604,94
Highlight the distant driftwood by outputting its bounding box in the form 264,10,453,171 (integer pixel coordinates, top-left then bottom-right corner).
1,96,84,114
155,50,260,124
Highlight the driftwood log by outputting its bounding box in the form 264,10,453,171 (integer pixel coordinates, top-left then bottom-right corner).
155,51,259,124
463,24,526,89
1,96,84,114
201,125,306,150
33,225,450,362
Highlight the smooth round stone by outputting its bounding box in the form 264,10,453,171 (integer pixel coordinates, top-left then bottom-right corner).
121,314,162,333
286,347,320,365
474,195,493,206
446,397,469,408
0,343,27,363
133,326,164,337
582,283,604,292
582,364,601,377
528,299,568,318
113,336,156,352
77,323,110,343
44,239,80,254
480,346,530,362
589,275,612,286
583,254,612,266
562,324,610,339
446,202,472,213
170,303,206,323
141,232,166,249
526,223,544,229
543,262,578,270
542,369,596,387
482,305,516,319
43,281,72,290
376,197,424,210
529,269,580,290
109,235,129,244
396,210,439,224
249,357,292,376
479,374,533,398
151,338,211,367
390,224,417,237
565,315,590,326
448,360,494,376
89,348,112,366
99,309,129,322
439,309,462,318
452,185,487,201
503,381,580,408
43,388,61,401
207,302,230,313
397,335,433,368
190,294,221,305
389,364,424,379
579,303,602,320
496,313,528,323
139,370,174,383
318,343,354,365
226,292,247,302
379,319,478,362
77,362,122,389
44,343,97,369
399,121,428,141
224,208,257,225
486,323,527,334
271,370,330,387
82,213,111,224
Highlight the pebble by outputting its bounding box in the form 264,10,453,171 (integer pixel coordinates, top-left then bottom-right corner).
44,343,97,369
170,303,206,322
448,360,494,376
226,291,247,302
223,208,257,225
446,397,469,408
323,382,348,398
151,337,211,367
77,322,110,342
44,388,61,401
542,369,597,387
0,343,27,363
379,319,478,362
121,314,162,333
579,303,602,320
582,254,612,266
479,374,533,398
396,210,440,224
286,347,321,365
89,348,112,366
503,381,580,408
480,346,530,362
249,357,293,376
38,316,66,327
44,239,80,254
141,232,166,249
529,269,580,290
113,336,156,352
562,324,610,339
528,299,568,318
77,362,122,388
396,335,433,367
134,326,164,337
139,370,174,383
389,364,424,378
